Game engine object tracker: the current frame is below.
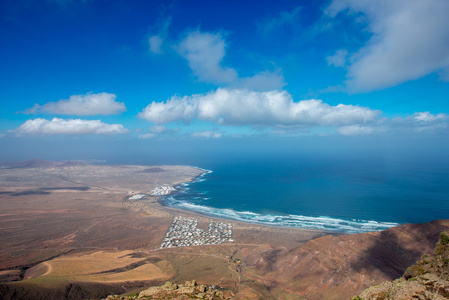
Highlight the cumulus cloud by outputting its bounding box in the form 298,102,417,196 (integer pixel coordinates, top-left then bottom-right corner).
178,31,238,84
138,96,197,124
24,92,126,115
149,35,163,54
336,112,449,135
414,111,446,122
13,118,129,135
191,130,223,139
326,0,449,92
139,88,380,126
405,112,448,133
178,31,285,90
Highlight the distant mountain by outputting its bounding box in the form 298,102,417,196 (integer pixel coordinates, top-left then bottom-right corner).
0,159,86,169
141,167,165,173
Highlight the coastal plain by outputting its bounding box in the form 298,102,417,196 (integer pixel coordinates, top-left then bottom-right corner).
0,161,448,300
0,161,326,299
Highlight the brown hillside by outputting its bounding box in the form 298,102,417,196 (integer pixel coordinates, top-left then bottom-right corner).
355,230,449,299
242,219,449,300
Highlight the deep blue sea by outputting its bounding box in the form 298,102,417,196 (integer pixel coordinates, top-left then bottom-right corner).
162,154,449,233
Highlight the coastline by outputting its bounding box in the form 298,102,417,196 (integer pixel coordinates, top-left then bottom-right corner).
154,193,334,249
158,167,398,235
2,162,448,300
147,167,336,248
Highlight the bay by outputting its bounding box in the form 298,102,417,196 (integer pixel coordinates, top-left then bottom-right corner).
163,154,449,233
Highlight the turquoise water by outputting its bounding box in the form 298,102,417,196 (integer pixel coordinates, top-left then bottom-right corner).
163,155,449,233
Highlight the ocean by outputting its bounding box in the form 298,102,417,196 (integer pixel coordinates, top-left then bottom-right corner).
162,154,449,233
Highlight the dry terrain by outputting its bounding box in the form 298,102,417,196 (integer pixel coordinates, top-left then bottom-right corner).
0,160,447,300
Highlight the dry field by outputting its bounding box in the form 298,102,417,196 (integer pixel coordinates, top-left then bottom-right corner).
0,161,328,299
0,162,203,269
25,250,174,283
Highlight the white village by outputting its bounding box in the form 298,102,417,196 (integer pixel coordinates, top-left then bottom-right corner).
159,216,234,249
127,186,235,249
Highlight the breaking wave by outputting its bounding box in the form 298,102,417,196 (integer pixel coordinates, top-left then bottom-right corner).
163,169,398,233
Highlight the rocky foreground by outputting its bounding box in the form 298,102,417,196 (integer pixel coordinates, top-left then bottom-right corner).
104,280,227,300
354,231,449,300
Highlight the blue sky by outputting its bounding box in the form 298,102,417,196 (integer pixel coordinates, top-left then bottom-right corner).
0,0,448,163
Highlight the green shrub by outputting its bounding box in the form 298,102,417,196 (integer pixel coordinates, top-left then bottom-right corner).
440,232,449,245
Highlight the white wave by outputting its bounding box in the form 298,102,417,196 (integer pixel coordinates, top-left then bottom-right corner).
170,200,398,233
167,166,398,233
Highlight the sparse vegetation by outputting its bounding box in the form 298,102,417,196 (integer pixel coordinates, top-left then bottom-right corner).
440,232,449,245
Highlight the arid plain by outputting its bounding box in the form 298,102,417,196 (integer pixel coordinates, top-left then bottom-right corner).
1,160,448,300
0,160,327,299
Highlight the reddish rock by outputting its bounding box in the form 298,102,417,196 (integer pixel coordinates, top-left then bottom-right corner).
243,220,449,300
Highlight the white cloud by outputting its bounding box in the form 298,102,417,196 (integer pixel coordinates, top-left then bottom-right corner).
13,118,129,135
387,112,448,134
25,92,126,115
178,31,238,84
139,88,380,126
138,96,197,124
327,49,348,67
414,111,446,122
191,131,223,139
149,35,163,54
337,112,449,135
178,30,285,90
138,93,448,136
326,0,449,92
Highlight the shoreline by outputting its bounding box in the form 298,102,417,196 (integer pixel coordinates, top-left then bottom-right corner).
145,167,337,245
153,195,334,249
156,195,339,236
157,167,398,235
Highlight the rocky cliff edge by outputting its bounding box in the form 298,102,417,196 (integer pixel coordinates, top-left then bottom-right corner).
354,231,449,300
